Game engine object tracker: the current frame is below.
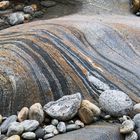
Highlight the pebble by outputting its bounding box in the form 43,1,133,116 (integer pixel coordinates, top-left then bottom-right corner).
22,132,36,139
0,134,7,140
7,122,24,136
0,1,10,10
43,93,82,121
24,14,32,20
87,72,110,91
29,103,44,124
8,12,24,25
120,120,135,134
23,5,35,14
33,11,44,18
20,120,39,131
53,128,59,135
75,120,84,128
6,135,20,140
133,113,140,128
99,90,133,117
40,0,56,8
0,115,17,133
133,103,140,113
44,133,54,139
57,122,66,133
0,114,3,124
18,107,29,122
51,119,59,126
125,131,138,140
66,124,80,132
104,115,111,120
68,120,74,124
35,127,45,139
44,125,56,133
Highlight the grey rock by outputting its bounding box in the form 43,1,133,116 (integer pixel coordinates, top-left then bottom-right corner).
133,113,140,128
75,120,84,128
23,6,34,14
125,131,138,140
7,122,24,136
87,72,110,91
43,93,82,121
21,120,39,132
133,103,140,113
66,124,80,132
44,125,56,133
99,90,133,117
120,120,134,134
40,1,56,8
57,122,66,133
29,103,44,124
33,11,44,18
8,12,24,25
0,134,7,140
35,127,45,139
51,119,59,126
22,132,36,139
44,133,54,139
135,128,140,139
0,115,17,133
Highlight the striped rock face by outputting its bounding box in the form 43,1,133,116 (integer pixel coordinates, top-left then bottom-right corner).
0,0,140,116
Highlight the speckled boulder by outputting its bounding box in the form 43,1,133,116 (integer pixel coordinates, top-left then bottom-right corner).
99,90,133,117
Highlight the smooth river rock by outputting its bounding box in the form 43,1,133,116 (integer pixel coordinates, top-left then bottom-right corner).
29,103,44,124
133,113,140,128
7,135,20,140
22,132,36,139
20,120,39,131
0,115,17,133
18,107,29,122
99,90,133,117
43,93,82,121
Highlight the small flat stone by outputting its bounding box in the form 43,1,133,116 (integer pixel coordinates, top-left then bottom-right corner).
22,132,36,139
43,93,82,121
21,120,39,132
51,119,59,126
44,125,56,133
66,124,80,132
6,135,20,140
23,6,35,14
0,115,17,133
18,107,29,122
53,128,59,135
57,122,66,133
7,122,24,136
44,133,54,139
29,103,44,124
133,103,140,113
40,1,56,8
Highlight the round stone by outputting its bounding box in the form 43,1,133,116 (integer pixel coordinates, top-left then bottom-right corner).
99,90,133,117
44,133,54,139
133,113,140,128
35,127,45,139
125,131,138,140
51,119,59,126
66,124,80,132
75,120,84,128
133,103,140,113
20,120,39,132
22,132,36,139
57,122,66,133
44,125,56,134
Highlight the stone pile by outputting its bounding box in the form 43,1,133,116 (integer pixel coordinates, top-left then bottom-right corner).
0,0,57,27
0,72,140,139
